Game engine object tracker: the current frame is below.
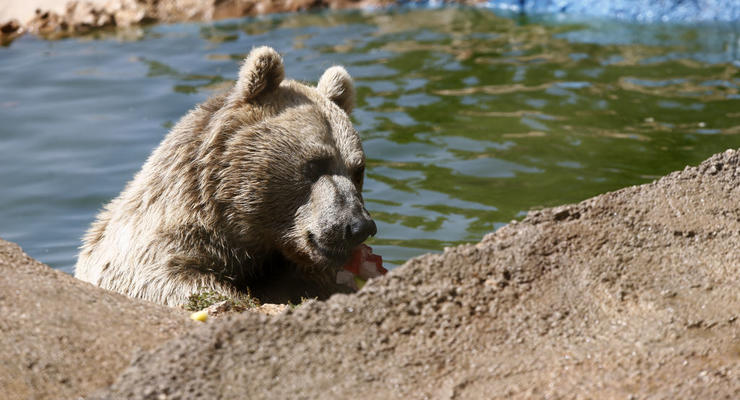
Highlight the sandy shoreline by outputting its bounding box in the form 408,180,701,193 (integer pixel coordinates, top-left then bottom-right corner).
0,0,104,23
0,0,480,44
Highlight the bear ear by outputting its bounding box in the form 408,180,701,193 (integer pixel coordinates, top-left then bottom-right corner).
231,46,285,104
317,66,355,114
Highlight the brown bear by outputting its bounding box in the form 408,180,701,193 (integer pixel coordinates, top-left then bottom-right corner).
74,46,377,306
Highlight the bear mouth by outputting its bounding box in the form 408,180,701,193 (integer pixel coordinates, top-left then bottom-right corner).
306,232,352,266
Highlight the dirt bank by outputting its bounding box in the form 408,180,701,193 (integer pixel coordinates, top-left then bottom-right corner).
86,148,740,399
0,239,190,400
0,0,482,44
3,149,738,399
0,238,294,400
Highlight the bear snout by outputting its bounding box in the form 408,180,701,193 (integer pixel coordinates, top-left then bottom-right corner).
320,209,376,249
310,175,377,252
345,212,377,247
310,205,376,262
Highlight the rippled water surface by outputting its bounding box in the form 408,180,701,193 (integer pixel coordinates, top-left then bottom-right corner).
2,8,740,273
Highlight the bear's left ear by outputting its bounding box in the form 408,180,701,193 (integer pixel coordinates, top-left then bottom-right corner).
230,46,285,104
317,66,355,114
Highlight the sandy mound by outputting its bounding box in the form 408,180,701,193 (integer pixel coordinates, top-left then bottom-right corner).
89,148,740,399
0,239,190,400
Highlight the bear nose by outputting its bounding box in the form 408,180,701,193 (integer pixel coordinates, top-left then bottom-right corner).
345,216,377,246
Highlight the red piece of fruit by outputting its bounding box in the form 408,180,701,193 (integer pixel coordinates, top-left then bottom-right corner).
342,244,386,276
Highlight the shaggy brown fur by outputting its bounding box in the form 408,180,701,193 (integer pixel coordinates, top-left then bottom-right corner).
75,47,376,306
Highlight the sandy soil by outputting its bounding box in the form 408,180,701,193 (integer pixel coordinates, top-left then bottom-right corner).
0,238,292,400
83,148,740,399
0,239,190,400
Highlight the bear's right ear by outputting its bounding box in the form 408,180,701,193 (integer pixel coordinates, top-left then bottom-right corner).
317,66,355,114
229,46,285,105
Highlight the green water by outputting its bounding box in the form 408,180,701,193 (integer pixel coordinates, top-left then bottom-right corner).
1,8,739,272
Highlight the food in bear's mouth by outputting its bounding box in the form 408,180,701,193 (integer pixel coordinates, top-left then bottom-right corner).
336,244,386,290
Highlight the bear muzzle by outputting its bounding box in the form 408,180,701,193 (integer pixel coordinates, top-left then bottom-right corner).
345,212,377,247
308,207,377,266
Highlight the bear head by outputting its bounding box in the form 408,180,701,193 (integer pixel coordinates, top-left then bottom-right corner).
208,47,376,273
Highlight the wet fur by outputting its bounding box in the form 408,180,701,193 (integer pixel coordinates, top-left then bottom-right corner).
75,47,371,306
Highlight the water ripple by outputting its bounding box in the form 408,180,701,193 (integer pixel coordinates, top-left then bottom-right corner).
1,8,740,272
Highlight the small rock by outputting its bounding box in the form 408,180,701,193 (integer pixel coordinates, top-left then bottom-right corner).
204,300,232,317
686,320,703,329
26,9,64,36
1,19,21,34
0,19,23,44
253,303,288,316
553,207,571,221
68,2,97,27
96,12,114,27
113,6,147,27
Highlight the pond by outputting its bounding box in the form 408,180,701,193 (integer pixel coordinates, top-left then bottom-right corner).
1,7,739,273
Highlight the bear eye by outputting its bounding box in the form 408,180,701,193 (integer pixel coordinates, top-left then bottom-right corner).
351,165,365,187
305,158,331,182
